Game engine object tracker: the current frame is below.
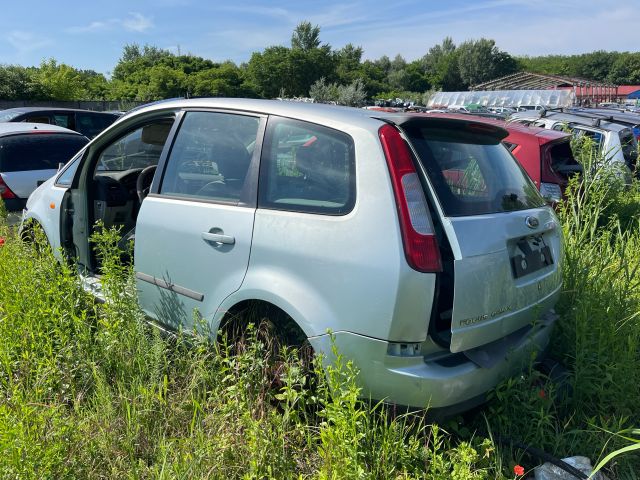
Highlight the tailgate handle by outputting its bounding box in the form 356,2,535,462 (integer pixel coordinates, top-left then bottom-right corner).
201,230,235,245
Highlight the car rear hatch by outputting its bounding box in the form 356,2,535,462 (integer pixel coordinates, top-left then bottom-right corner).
0,132,88,198
396,116,562,356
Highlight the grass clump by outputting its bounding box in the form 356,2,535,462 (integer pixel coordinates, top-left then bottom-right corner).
0,221,504,479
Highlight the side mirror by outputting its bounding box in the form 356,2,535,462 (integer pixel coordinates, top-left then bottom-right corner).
58,162,65,171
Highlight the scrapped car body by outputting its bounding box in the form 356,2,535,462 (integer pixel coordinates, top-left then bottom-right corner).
0,123,89,211
21,98,563,413
0,107,120,139
510,110,637,177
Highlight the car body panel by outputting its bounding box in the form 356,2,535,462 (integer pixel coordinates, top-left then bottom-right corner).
445,208,562,352
1,169,57,199
135,197,256,331
22,176,68,256
510,110,636,174
310,313,554,408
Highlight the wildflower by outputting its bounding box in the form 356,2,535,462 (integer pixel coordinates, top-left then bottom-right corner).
538,388,546,399
0,237,4,247
514,464,525,476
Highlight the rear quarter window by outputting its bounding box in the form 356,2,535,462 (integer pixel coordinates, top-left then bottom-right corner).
619,129,638,166
258,117,355,215
0,134,88,172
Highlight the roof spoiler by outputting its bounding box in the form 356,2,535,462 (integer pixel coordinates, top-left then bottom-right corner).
389,115,509,141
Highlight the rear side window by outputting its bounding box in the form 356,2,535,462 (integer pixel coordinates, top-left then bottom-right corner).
0,134,88,172
23,115,51,124
619,129,638,165
572,127,604,149
404,124,545,216
259,117,355,215
53,114,73,129
77,113,118,138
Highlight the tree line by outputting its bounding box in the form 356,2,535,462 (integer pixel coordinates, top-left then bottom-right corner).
1,22,639,106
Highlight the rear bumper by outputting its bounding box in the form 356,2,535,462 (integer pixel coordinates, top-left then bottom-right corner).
309,310,555,410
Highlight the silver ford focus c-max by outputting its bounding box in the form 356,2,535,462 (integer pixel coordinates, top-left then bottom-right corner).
21,98,562,414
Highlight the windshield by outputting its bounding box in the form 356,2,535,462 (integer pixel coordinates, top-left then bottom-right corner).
404,125,545,216
0,111,24,122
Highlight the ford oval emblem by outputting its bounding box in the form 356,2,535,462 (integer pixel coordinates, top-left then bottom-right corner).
525,216,539,229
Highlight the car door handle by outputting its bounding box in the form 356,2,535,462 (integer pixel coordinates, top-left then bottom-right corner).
201,231,235,245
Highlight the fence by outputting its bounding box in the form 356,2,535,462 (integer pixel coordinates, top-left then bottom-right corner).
0,100,147,112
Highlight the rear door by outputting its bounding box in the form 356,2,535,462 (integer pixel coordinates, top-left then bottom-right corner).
401,117,563,354
0,133,88,199
135,110,265,332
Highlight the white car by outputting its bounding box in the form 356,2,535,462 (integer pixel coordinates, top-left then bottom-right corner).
0,123,88,211
509,110,637,176
21,98,562,413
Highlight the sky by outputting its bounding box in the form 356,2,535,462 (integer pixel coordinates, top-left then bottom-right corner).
0,0,637,75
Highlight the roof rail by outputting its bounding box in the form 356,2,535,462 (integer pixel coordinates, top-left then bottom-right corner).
545,109,617,124
539,107,564,118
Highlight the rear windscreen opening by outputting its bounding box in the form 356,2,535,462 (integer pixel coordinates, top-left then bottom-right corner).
0,134,88,172
403,125,545,217
548,140,581,181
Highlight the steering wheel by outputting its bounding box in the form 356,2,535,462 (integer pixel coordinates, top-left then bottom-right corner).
136,165,157,203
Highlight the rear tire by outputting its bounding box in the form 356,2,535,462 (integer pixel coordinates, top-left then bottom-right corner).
218,302,316,392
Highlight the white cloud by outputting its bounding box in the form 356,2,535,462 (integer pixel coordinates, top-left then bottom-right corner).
122,12,153,32
66,21,109,34
66,12,153,35
6,30,51,56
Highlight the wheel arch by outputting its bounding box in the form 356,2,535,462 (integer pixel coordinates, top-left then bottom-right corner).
213,284,337,343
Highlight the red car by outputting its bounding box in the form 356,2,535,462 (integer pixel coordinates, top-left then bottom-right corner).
417,113,580,202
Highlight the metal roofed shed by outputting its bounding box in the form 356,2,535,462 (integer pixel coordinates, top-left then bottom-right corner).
428,90,575,109
471,72,619,105
627,89,640,100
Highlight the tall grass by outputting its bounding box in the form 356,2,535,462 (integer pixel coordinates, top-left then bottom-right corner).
0,137,638,478
478,141,640,478
0,219,505,478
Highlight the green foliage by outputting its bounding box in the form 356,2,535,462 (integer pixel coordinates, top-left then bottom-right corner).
478,145,640,477
456,39,518,88
309,77,340,103
4,24,640,105
291,21,322,51
247,41,334,98
518,50,640,84
421,37,465,91
0,64,45,100
0,222,506,478
35,59,91,100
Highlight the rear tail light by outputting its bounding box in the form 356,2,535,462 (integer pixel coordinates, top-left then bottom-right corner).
379,124,442,273
0,176,16,200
